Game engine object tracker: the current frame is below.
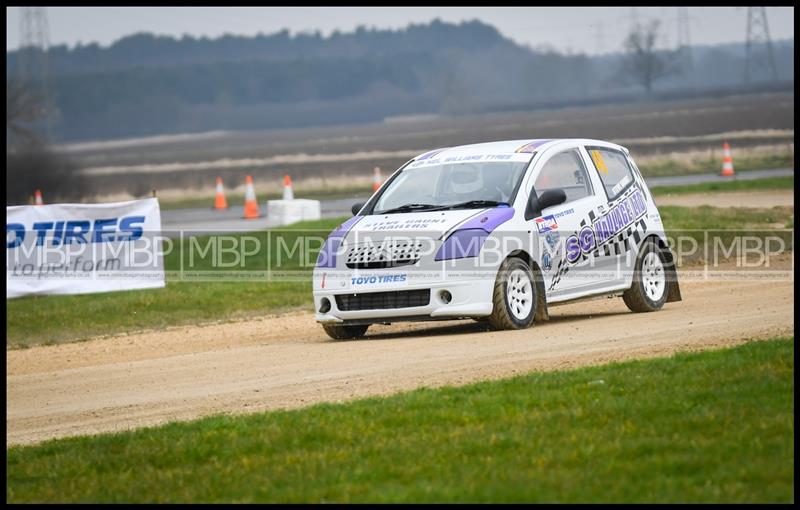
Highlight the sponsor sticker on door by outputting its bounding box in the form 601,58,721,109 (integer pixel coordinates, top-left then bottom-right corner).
535,215,558,233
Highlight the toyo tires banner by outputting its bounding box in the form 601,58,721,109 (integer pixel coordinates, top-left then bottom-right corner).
6,198,165,299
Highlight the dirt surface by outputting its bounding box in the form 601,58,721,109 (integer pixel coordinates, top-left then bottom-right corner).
655,190,794,208
7,266,794,447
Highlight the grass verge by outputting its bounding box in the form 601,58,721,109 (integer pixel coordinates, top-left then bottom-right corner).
650,175,794,196
658,204,794,230
6,337,794,503
6,217,343,349
636,148,793,178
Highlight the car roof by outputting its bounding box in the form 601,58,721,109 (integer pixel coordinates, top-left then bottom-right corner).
414,139,626,160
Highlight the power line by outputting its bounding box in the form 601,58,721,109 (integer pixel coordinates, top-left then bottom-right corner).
744,6,778,83
17,6,54,142
676,7,693,72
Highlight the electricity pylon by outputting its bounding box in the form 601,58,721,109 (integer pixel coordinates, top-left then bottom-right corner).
744,6,778,83
676,7,693,73
17,6,53,142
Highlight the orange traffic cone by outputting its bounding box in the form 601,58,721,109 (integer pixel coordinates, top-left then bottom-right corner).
720,142,735,177
34,189,44,205
372,166,382,191
243,175,260,219
213,177,228,210
282,174,294,201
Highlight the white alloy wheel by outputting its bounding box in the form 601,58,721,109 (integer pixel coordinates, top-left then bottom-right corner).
488,257,538,330
506,268,534,321
623,239,669,313
641,251,665,301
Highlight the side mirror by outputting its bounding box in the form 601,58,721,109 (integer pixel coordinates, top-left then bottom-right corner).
525,188,567,220
538,189,567,210
351,202,366,216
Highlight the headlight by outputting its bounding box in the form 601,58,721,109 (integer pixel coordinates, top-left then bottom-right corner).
435,229,489,260
434,207,515,261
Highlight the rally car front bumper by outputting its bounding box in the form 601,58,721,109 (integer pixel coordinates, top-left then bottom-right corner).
312,269,497,324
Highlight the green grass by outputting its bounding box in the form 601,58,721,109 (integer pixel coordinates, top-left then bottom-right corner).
6,281,311,347
657,205,794,265
651,175,794,196
637,151,793,178
658,205,794,230
6,338,794,503
6,204,795,349
6,217,345,349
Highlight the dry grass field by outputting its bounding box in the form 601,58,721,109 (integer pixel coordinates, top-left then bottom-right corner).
56,92,793,201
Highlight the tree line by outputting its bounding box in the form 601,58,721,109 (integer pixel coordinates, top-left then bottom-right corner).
6,19,795,143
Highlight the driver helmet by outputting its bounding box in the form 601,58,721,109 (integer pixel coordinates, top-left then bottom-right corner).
450,164,484,195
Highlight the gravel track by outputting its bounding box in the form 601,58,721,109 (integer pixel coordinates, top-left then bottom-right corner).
7,264,793,446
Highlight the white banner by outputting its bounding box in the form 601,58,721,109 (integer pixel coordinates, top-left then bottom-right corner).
6,198,165,299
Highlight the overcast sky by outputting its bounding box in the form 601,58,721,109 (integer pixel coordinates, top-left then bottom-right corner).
6,6,795,55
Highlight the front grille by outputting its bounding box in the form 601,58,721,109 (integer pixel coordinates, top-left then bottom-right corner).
335,289,431,311
345,240,428,269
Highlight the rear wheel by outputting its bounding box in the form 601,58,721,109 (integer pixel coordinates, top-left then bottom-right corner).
623,239,668,312
322,323,369,340
488,257,537,330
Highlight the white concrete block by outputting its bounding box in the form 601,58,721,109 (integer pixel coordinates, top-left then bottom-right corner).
266,199,321,227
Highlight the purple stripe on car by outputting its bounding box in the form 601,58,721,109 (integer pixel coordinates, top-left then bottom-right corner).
316,215,363,268
416,147,449,160
435,207,515,261
515,139,555,153
455,206,515,232
330,215,363,238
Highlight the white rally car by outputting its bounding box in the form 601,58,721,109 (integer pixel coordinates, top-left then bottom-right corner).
313,139,681,340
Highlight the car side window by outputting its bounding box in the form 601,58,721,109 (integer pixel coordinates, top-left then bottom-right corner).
534,149,593,204
585,147,636,200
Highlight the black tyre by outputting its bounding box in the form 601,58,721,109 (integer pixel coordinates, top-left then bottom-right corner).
487,257,537,330
322,323,369,340
623,239,669,313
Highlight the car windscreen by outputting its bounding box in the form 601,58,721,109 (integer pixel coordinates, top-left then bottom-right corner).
372,156,531,214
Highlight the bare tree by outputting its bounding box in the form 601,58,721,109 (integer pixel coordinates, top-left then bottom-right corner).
7,79,91,205
621,20,680,94
7,79,45,148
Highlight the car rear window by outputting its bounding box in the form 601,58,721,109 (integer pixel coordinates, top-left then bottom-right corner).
585,146,635,200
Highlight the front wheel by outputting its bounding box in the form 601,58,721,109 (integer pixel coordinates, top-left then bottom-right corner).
623,239,668,312
321,323,369,340
487,257,537,330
